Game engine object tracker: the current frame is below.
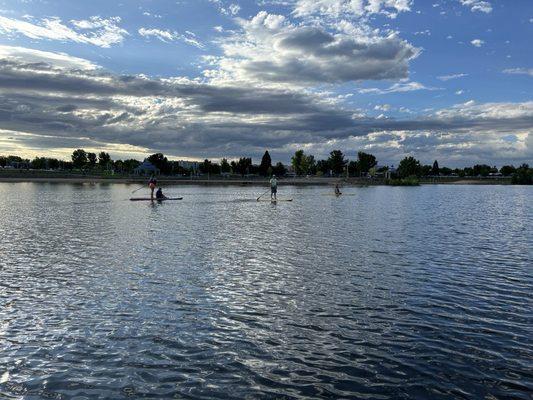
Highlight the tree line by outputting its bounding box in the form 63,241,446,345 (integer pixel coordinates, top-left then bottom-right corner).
1,149,531,184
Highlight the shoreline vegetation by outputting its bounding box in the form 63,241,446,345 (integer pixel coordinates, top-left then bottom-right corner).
1,149,531,185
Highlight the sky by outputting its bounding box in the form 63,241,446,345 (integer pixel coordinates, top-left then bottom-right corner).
0,0,531,167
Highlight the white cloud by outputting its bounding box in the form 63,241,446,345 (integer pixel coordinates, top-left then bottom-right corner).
359,81,439,94
0,45,98,70
503,68,533,77
138,28,204,49
470,39,484,47
437,73,468,81
374,104,391,111
458,0,492,13
455,90,464,95
0,15,128,47
293,0,412,19
206,11,419,86
229,3,241,15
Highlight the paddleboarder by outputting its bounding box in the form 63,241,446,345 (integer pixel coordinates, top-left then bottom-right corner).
270,174,278,201
155,187,167,200
148,175,157,200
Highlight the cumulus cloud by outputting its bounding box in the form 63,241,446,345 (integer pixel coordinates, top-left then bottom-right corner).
0,15,127,47
458,0,492,13
293,0,412,19
138,28,204,48
503,68,533,77
470,39,484,47
206,11,419,86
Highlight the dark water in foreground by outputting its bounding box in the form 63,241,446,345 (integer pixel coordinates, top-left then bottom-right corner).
0,183,531,399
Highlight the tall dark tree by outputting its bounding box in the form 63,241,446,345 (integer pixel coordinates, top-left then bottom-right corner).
98,152,111,168
234,157,252,176
500,165,516,176
71,149,87,169
357,152,377,175
397,156,421,178
432,160,440,176
472,164,491,177
220,158,231,173
147,153,171,174
87,152,97,168
328,150,347,175
291,150,305,176
302,154,315,175
259,151,272,176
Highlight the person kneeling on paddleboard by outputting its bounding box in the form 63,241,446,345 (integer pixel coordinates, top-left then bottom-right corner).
155,187,167,200
148,175,157,200
335,183,342,196
270,174,278,201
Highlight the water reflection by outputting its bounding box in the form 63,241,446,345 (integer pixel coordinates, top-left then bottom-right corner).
0,183,531,399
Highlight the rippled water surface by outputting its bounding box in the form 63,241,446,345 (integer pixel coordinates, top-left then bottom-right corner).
0,183,532,399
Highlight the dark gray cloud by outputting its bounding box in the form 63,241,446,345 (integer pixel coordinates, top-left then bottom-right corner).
0,58,531,164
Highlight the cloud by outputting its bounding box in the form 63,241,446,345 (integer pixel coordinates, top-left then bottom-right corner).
359,81,440,94
470,39,484,47
458,0,492,13
0,45,98,70
293,0,412,19
0,49,531,166
0,15,128,47
138,28,204,49
437,73,468,81
503,68,533,77
206,11,419,86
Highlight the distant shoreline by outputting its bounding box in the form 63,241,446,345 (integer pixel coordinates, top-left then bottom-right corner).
0,174,513,186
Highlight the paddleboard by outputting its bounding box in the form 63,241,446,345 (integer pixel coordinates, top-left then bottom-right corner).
130,197,183,201
257,199,293,202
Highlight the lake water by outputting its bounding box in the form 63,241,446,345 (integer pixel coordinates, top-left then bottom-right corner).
0,183,531,399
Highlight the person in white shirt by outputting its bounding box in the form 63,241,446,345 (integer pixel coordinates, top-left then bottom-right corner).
270,175,278,201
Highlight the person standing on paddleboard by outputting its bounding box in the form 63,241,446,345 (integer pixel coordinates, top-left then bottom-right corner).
148,175,157,200
270,175,278,201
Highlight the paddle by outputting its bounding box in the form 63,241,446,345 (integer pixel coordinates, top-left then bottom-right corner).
131,184,146,194
256,189,270,201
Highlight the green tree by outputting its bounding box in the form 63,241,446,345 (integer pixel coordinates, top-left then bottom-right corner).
220,158,231,173
432,160,440,176
511,164,533,185
234,157,252,176
301,154,315,175
398,156,421,178
71,149,87,169
272,162,287,176
472,164,491,177
123,159,141,173
357,152,377,175
316,160,330,175
291,150,305,176
259,151,272,176
500,165,516,176
87,152,97,168
328,150,347,175
98,152,111,168
147,153,171,174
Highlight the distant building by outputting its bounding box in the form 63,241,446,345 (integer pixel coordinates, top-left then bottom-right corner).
134,161,159,176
